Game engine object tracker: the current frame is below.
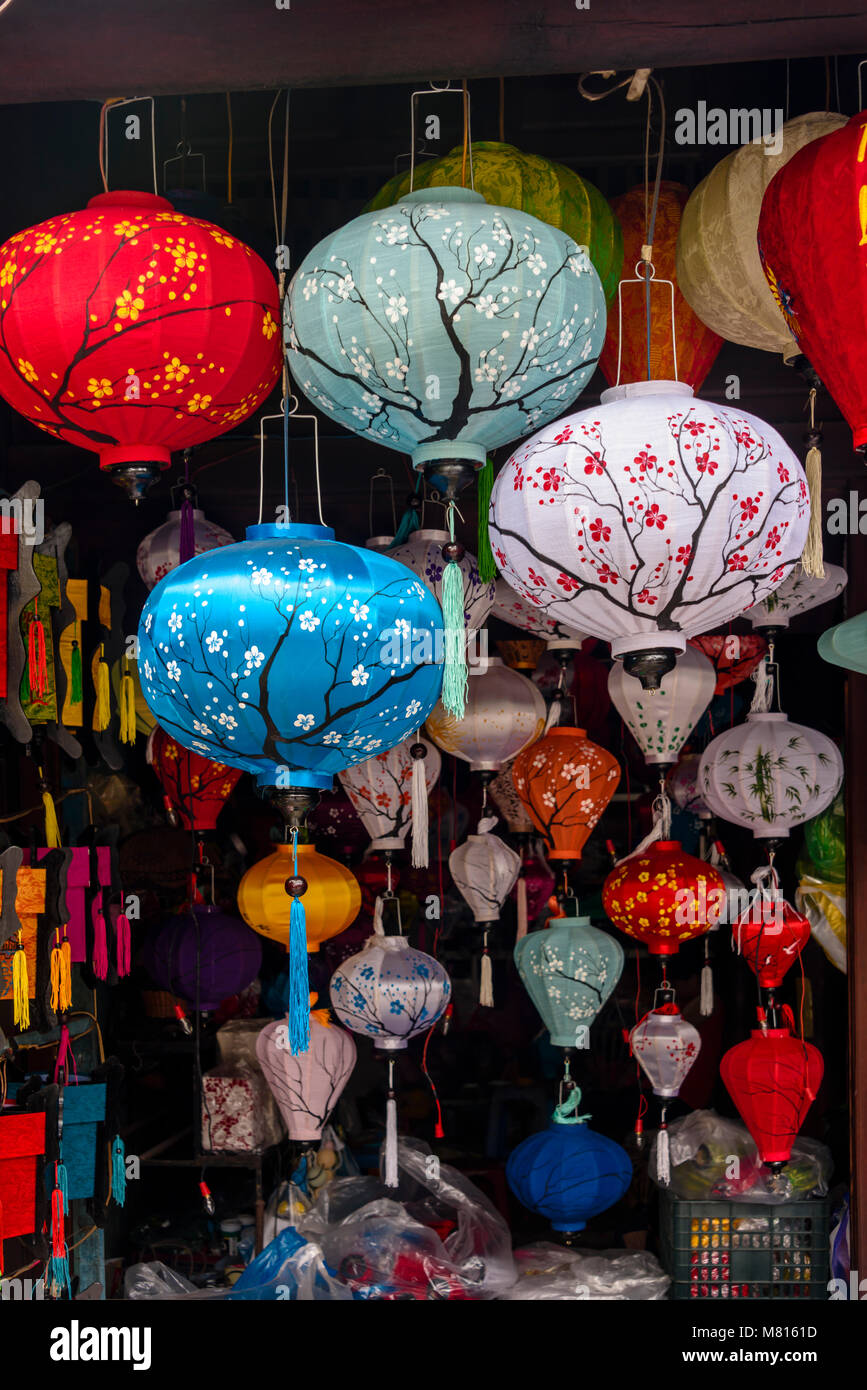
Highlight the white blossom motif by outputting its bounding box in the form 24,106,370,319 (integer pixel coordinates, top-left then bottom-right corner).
167,612,182,632
251,567,272,587
299,610,320,632
244,646,265,668
437,278,465,306
351,664,369,686
205,631,223,653
294,713,316,730
166,660,181,682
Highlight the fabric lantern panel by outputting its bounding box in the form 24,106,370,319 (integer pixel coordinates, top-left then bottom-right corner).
511,844,556,926
329,932,451,1048
489,380,810,673
602,840,725,955
489,764,535,834
141,905,262,1011
630,1001,701,1097
491,576,587,645
747,563,847,631
286,187,606,470
608,645,715,766
506,1094,632,1232
721,1025,824,1164
514,912,624,1045
819,611,867,676
147,725,242,835
511,726,620,861
238,843,361,952
138,521,444,790
449,831,521,923
733,894,811,987
389,528,494,638
256,1004,356,1142
307,786,369,861
0,192,281,484
425,656,545,771
688,633,768,693
666,753,712,819
339,735,441,851
137,506,234,590
698,712,843,839
0,1111,46,1241
600,182,724,390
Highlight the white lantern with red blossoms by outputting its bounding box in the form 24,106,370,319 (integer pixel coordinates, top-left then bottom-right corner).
488,380,810,688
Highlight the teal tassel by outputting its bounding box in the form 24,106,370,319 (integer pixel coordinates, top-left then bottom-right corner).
389,474,422,547
111,1135,126,1207
288,832,310,1056
48,1251,71,1300
57,1161,69,1215
441,504,468,719
476,458,497,583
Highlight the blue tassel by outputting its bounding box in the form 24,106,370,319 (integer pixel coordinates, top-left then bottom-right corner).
48,1251,71,1300
111,1135,127,1207
389,474,422,547
57,1162,69,1215
288,831,310,1056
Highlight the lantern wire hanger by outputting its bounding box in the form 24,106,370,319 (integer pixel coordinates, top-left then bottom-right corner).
368,468,397,542
408,80,474,193
99,97,159,196
163,100,207,193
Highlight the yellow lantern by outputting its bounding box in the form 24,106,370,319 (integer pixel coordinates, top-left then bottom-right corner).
238,843,361,952
676,111,846,359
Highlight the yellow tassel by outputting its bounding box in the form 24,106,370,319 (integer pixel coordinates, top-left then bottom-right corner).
95,646,111,732
41,780,61,850
50,941,61,1011
60,936,72,1011
801,391,824,579
13,932,29,1031
119,671,136,745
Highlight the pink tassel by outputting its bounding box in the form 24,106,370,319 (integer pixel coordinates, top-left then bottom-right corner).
179,496,196,564
116,913,131,977
92,904,108,980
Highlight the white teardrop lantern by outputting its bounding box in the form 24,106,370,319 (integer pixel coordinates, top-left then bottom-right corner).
630,997,702,1099
425,656,545,771
389,527,495,638
136,504,234,590
339,734,441,854
450,827,521,1006
489,380,810,688
748,562,847,631
608,645,715,766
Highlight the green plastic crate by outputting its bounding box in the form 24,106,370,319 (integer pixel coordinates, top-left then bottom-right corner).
659,1190,830,1301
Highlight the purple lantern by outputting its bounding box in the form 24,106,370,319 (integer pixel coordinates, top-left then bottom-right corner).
143,904,262,1010
307,786,368,862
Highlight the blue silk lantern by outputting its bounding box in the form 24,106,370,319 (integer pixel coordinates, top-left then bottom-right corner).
506,1089,632,1233
285,188,606,472
137,521,444,790
514,913,624,1047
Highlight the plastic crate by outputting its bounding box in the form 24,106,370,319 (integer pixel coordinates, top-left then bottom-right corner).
659,1190,830,1300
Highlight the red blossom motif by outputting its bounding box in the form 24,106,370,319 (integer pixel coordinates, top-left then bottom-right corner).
777,463,790,484
765,526,781,550
636,588,658,605
645,503,668,530
675,545,692,563
512,469,525,492
728,552,749,571
583,451,606,476
740,497,759,521
557,573,580,592
695,454,718,475
597,563,618,585
634,449,657,473
535,468,560,492
554,426,573,444
734,429,755,449
683,419,706,436
527,568,546,587
589,517,611,543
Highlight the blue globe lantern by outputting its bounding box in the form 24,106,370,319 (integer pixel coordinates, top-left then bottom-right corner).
506,1089,632,1234
514,912,624,1047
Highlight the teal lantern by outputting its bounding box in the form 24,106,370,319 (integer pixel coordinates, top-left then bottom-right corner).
819,611,867,676
285,188,606,474
514,911,624,1047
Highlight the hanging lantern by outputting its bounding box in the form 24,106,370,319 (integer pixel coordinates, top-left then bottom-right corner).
449,828,521,1005
489,379,810,689
489,764,535,835
137,521,444,791
676,112,847,358
629,994,701,1097
602,840,725,955
758,111,867,452
285,188,606,480
510,843,556,933
491,575,587,646
666,752,712,819
803,794,846,883
425,656,545,771
0,192,281,500
819,611,867,675
506,1088,632,1234
733,867,811,987
688,633,768,694
147,725,242,837
256,996,356,1142
599,183,723,390
514,910,624,1046
238,843,361,952
389,527,495,642
511,727,620,863
306,786,369,861
698,712,842,840
608,645,715,767
329,927,451,1048
356,853,400,918
497,638,547,671
141,905,262,1011
137,490,234,590
721,1021,823,1165
339,734,441,860
746,562,847,634
366,141,623,302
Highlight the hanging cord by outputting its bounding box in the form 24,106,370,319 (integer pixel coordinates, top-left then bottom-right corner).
801,388,825,579
225,93,233,204
641,77,667,382
99,98,158,195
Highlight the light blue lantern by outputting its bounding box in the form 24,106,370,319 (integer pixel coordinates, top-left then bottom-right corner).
285,188,606,471
514,912,624,1048
506,1089,632,1233
137,521,444,790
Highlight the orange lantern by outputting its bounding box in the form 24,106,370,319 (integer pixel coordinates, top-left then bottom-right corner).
147,725,242,837
599,182,724,391
511,726,620,862
602,839,725,955
237,842,361,953
688,634,768,695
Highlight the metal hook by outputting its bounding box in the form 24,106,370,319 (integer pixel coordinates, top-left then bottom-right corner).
409,82,473,192
104,97,159,196
368,468,397,539
615,264,678,386
163,140,207,194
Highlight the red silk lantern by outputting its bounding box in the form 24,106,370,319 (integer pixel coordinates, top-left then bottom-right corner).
758,113,867,452
602,839,725,955
600,183,724,391
0,191,281,498
511,726,620,863
147,725,242,837
721,1022,823,1164
734,900,811,988
688,634,768,695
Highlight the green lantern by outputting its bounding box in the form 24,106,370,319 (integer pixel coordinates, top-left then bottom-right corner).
514,911,624,1047
802,792,846,883
366,141,623,304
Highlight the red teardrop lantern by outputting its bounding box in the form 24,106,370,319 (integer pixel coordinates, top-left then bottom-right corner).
721,1024,823,1164
688,634,768,695
734,899,811,988
602,839,725,955
148,725,242,837
758,112,867,452
0,191,281,497
511,726,620,863
599,183,724,391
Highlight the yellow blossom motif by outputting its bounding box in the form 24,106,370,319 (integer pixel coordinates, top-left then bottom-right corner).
262,311,277,340
0,261,16,288
113,221,143,239
165,357,190,383
33,232,58,255
18,358,38,384
210,230,236,248
637,871,650,883
170,239,198,270
115,290,145,322
188,393,212,412
87,377,113,400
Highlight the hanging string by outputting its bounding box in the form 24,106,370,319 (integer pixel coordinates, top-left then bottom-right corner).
642,78,667,381
498,77,505,142
225,93,234,204
461,79,469,188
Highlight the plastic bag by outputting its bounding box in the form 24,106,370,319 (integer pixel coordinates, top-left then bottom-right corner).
124,1261,200,1300
503,1244,669,1300
648,1109,832,1202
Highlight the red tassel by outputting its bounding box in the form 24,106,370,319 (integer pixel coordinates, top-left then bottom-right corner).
51,1184,65,1259
116,912,131,977
92,907,108,980
28,599,47,698
0,1195,4,1275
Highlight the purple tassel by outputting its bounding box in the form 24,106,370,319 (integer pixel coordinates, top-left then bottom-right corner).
179,496,196,564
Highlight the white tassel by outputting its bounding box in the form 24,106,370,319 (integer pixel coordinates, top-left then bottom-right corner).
801,401,824,578
544,694,562,734
480,929,495,1007
750,655,773,713
657,1112,671,1187
384,1094,399,1188
700,959,714,1017
615,791,672,865
411,747,429,868
516,876,529,940
373,895,384,936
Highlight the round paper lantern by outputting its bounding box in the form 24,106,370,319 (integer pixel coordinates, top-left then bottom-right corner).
819,611,867,676
366,141,624,303
339,735,441,851
698,712,843,839
0,191,281,498
489,764,535,834
677,112,847,357
425,657,545,771
733,894,811,988
803,794,845,882
142,905,262,1011
599,182,723,390
256,999,357,1142
602,840,725,955
329,930,451,1048
137,503,234,590
746,562,847,632
147,725,242,836
721,1024,824,1164
608,645,715,766
491,576,586,646
285,187,605,471
514,912,624,1045
629,999,701,1097
137,521,444,790
238,843,361,951
758,111,867,451
489,380,810,687
389,528,495,637
511,726,620,862
306,786,369,861
666,752,712,819
688,633,768,694
449,830,521,922
506,1091,632,1233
